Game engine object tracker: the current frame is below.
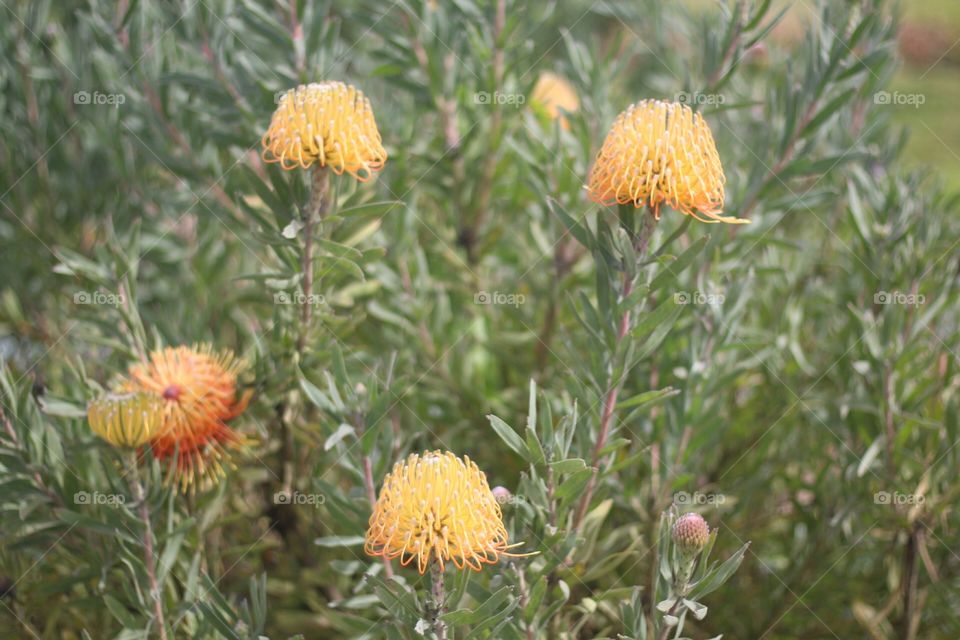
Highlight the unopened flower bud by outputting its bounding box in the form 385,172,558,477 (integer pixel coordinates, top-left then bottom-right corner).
491,486,511,505
672,512,710,556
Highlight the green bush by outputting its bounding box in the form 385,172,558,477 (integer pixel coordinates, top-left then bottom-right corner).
1,0,957,638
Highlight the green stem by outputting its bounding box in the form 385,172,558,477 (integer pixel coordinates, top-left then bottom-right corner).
125,452,168,640
658,555,696,640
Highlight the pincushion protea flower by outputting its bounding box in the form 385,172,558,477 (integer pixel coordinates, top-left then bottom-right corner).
87,392,164,448
365,451,529,574
587,99,748,224
531,71,579,128
261,81,387,180
672,512,711,557
120,345,251,491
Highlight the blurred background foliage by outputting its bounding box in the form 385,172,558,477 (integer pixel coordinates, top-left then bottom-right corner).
1,0,958,638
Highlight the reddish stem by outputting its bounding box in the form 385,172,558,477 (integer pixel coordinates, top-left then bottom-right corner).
573,212,656,529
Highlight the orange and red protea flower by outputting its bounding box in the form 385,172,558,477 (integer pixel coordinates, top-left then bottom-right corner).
87,392,165,449
365,451,529,574
120,345,251,491
531,71,580,129
261,81,387,180
587,99,748,224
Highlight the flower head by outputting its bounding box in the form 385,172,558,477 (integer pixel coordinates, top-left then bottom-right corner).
672,512,711,557
587,99,747,223
365,451,528,574
87,392,165,448
261,81,387,180
120,345,251,491
531,72,579,129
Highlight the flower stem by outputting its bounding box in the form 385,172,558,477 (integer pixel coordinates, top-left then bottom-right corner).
463,0,506,263
125,452,168,640
429,562,448,640
656,598,682,640
353,412,394,579
298,164,329,353
285,165,330,496
676,556,696,596
573,210,657,530
657,554,697,640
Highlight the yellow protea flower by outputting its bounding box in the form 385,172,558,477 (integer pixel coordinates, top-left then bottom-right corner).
365,451,529,574
87,392,165,448
587,99,748,224
119,345,252,491
261,81,387,180
531,71,579,129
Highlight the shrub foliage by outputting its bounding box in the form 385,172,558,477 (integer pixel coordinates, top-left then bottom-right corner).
1,0,958,638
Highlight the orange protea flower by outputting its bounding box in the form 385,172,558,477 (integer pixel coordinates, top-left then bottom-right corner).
261,81,387,180
587,99,748,224
365,451,530,574
531,71,579,129
87,392,165,448
120,345,252,491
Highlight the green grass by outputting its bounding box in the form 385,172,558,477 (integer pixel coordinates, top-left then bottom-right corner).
894,0,960,189
902,0,960,25
891,66,960,190
891,0,960,189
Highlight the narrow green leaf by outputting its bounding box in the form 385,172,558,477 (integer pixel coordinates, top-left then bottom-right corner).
649,236,707,291
486,415,530,461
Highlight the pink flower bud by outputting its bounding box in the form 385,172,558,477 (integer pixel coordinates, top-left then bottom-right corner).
491,486,511,505
672,512,710,556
